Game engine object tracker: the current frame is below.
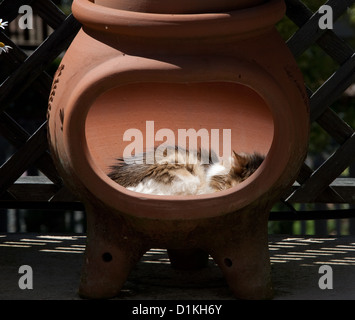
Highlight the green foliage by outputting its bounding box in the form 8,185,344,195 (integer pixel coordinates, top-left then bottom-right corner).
58,0,73,15
347,6,355,26
276,3,339,91
270,1,355,235
275,1,355,157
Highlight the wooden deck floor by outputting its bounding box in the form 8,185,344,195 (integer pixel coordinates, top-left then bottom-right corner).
0,233,355,300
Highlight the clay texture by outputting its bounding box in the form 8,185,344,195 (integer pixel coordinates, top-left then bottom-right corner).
47,0,309,299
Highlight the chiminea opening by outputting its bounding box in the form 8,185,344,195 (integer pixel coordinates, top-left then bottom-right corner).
85,81,274,196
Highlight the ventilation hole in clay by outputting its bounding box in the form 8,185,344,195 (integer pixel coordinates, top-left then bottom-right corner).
224,258,233,267
102,252,113,262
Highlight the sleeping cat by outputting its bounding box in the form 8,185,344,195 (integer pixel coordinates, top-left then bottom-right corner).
108,146,264,195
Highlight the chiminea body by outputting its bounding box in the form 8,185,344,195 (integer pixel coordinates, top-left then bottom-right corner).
47,0,309,299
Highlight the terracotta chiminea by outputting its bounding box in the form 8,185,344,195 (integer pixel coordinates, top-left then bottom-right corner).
47,0,309,299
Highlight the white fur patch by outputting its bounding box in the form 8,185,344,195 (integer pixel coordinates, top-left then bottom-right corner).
206,163,229,179
127,174,206,195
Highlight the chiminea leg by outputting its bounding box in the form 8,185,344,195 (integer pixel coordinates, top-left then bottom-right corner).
209,210,273,300
78,202,147,299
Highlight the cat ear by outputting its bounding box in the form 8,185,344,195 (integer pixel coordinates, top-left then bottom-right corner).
232,151,247,175
232,151,246,163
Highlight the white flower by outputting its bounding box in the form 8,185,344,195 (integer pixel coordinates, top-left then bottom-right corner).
0,19,9,29
0,42,12,54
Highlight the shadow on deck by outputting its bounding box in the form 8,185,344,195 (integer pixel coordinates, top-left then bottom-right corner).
0,234,354,300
